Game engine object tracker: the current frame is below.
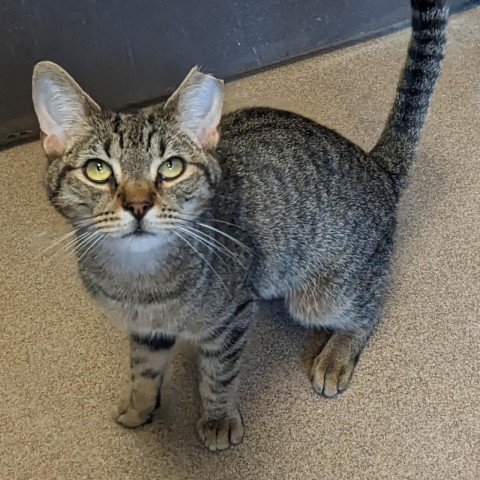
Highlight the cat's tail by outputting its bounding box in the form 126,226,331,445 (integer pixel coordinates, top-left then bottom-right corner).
370,0,449,192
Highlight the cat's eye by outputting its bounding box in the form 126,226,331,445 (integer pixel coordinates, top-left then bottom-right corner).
84,159,113,184
158,157,185,181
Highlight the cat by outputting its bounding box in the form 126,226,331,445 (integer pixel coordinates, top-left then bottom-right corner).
32,0,448,451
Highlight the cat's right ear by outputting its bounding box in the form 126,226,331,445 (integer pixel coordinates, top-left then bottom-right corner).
32,61,100,157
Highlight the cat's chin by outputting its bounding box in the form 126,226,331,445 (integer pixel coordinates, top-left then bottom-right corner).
97,233,173,275
112,232,170,254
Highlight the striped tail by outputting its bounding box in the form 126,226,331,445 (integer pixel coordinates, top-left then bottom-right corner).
370,0,449,191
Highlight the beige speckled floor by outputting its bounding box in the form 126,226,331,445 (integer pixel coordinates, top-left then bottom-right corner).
1,8,479,480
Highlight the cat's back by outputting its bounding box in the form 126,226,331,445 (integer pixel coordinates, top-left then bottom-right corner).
219,106,362,158
217,106,392,205
216,107,396,297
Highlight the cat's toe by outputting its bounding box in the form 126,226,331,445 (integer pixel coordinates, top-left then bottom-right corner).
310,342,355,398
197,411,244,451
112,394,154,428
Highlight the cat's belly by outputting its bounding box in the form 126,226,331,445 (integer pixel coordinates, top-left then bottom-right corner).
249,256,315,301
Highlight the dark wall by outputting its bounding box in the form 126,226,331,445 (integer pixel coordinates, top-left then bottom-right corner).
0,0,474,147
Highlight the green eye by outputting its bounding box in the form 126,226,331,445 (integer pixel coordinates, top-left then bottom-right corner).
158,157,185,181
84,160,113,183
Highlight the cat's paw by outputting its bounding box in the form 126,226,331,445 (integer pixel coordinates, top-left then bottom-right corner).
310,337,356,398
112,392,156,428
196,411,244,451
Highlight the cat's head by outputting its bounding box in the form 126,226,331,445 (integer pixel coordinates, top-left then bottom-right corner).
32,61,224,254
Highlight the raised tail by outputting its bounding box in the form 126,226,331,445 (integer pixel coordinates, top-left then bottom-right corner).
370,0,449,191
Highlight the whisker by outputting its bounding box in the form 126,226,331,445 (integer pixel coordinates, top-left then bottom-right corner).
175,212,249,233
42,230,95,266
61,230,96,258
202,218,247,231
38,229,78,255
196,222,251,253
173,231,230,296
154,213,253,258
159,209,249,234
40,229,90,261
179,225,246,268
177,226,231,270
77,233,105,263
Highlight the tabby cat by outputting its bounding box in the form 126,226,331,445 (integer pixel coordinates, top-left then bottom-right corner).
32,0,448,451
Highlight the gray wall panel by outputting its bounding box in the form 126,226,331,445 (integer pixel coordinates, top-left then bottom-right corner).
0,0,474,146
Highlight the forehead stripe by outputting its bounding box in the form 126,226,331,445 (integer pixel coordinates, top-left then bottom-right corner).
104,138,111,157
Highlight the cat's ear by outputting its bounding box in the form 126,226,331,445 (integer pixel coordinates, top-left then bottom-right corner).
164,67,224,149
32,61,100,157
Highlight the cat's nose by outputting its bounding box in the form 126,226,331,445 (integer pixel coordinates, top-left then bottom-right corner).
118,178,156,220
123,200,153,220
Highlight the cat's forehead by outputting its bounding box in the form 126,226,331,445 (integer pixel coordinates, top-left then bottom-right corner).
103,111,165,150
89,110,191,175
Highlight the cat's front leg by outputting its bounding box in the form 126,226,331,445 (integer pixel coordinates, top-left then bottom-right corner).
196,300,255,451
114,332,175,428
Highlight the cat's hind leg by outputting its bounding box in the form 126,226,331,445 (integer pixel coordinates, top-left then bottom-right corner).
288,277,380,398
309,329,371,397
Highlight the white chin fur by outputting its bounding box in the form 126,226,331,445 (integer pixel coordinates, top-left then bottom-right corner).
103,233,173,274
119,234,168,253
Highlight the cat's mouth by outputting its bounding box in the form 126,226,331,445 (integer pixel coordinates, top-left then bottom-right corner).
124,227,153,238
134,228,152,236
115,226,167,254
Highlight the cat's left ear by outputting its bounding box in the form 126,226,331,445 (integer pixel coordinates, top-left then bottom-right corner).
32,61,101,157
164,67,224,149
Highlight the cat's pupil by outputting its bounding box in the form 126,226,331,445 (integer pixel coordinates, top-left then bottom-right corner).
166,160,172,169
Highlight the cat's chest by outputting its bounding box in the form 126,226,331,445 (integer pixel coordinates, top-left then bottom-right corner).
103,299,191,335
79,253,198,332
89,274,201,335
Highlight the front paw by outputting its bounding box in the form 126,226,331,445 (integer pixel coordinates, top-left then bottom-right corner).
196,410,244,451
112,388,159,428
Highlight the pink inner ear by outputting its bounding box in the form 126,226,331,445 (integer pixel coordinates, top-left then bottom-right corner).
199,128,220,150
43,133,66,157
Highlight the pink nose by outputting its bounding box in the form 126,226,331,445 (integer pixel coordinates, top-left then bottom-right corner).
123,200,152,220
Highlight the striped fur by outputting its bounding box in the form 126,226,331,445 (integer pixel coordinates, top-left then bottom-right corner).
371,0,448,190
114,334,175,427
33,0,448,451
